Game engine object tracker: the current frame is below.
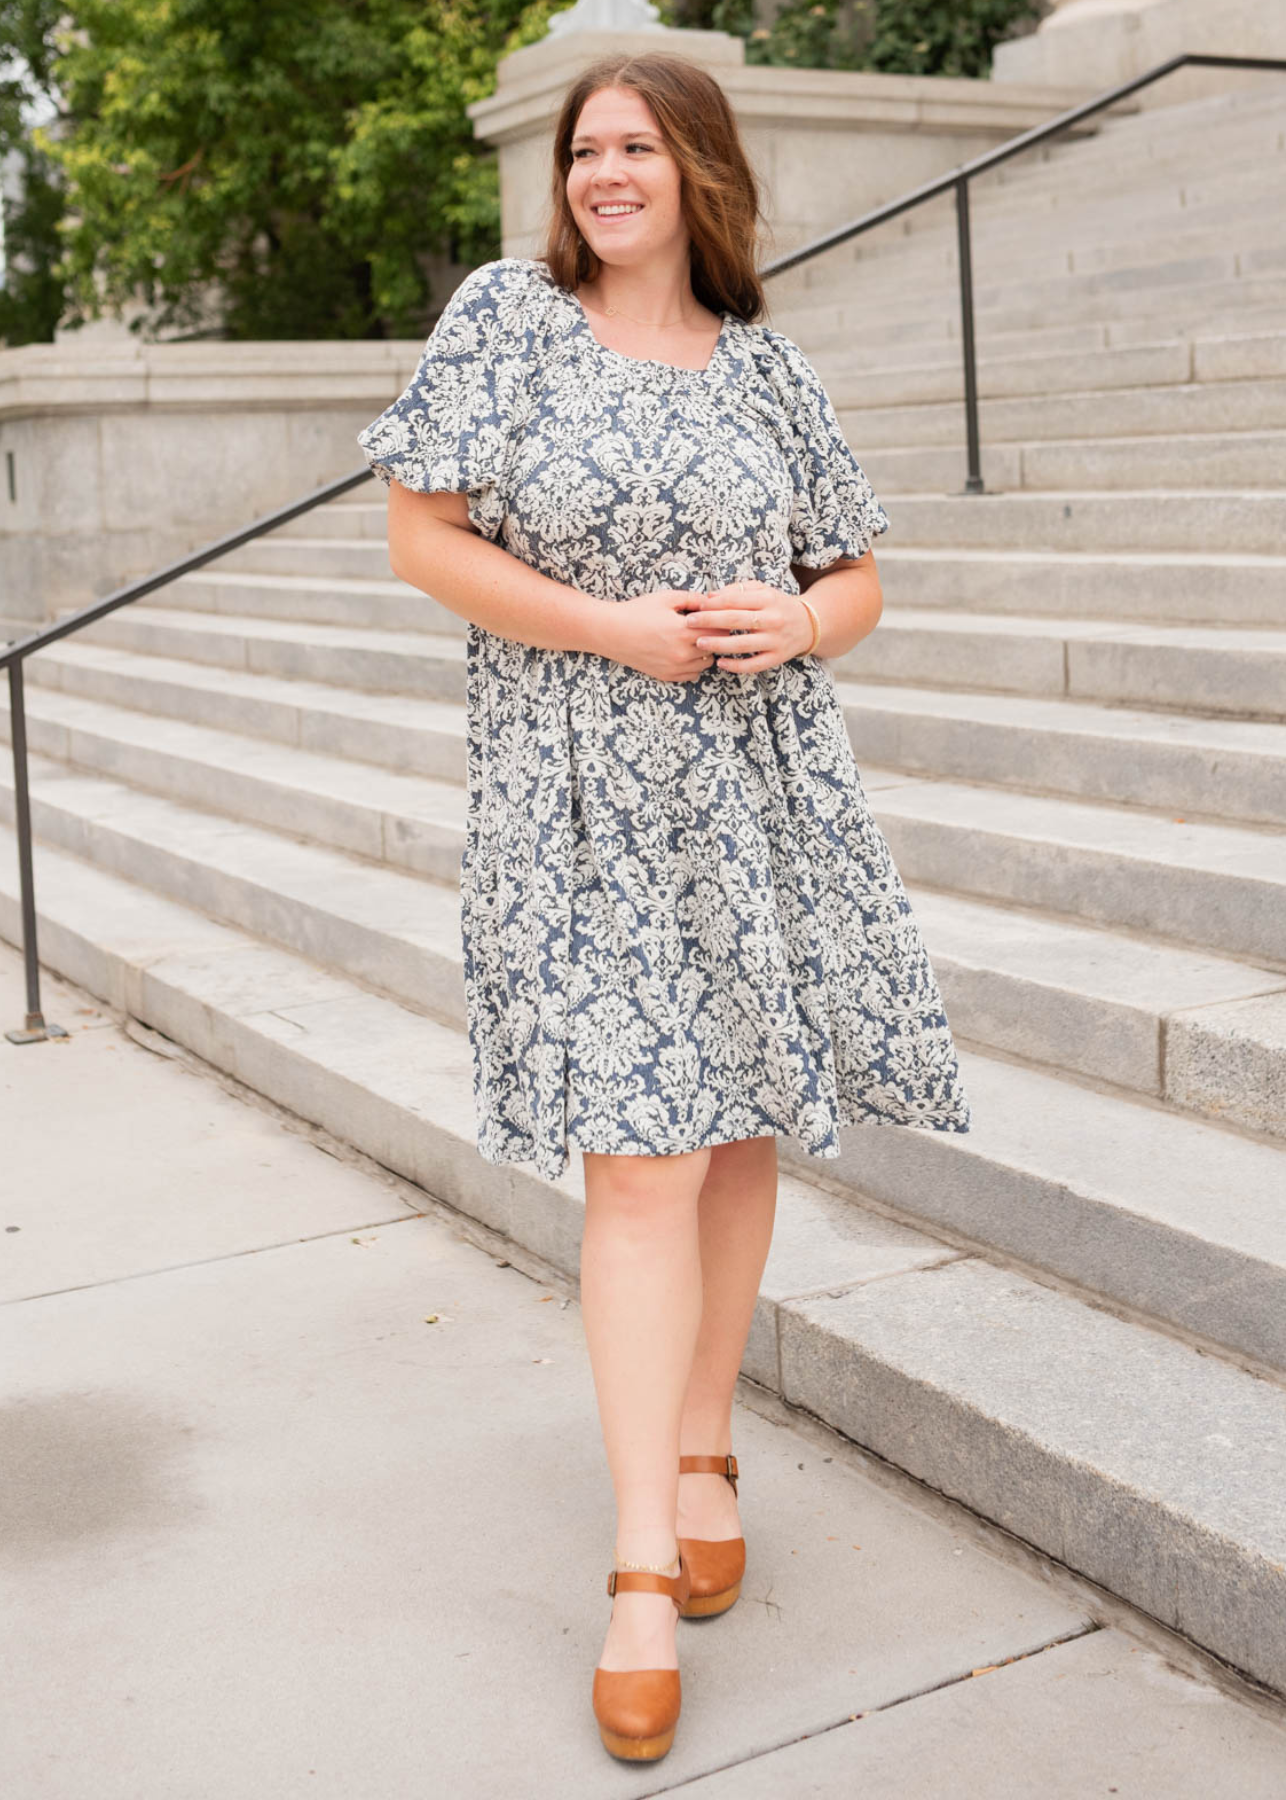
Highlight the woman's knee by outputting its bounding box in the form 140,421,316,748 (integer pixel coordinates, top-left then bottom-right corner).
583,1145,712,1217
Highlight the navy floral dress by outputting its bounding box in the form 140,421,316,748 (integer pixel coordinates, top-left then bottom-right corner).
358,256,972,1180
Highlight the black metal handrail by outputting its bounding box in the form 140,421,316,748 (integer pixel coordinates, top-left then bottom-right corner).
758,52,1286,496
5,51,1283,1040
2,468,374,1041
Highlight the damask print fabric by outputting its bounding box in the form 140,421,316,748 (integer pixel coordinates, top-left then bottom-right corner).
358,256,972,1179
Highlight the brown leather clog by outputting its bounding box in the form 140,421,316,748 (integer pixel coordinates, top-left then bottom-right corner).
677,1452,745,1618
592,1550,691,1762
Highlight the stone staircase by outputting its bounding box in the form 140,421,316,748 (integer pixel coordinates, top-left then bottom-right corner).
4,80,1286,1697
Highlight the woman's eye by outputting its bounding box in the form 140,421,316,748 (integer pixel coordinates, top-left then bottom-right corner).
572,145,652,159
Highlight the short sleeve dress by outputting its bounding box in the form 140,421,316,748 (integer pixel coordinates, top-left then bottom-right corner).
358,255,972,1181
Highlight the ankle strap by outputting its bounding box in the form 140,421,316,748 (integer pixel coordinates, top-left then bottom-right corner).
679,1452,738,1494
607,1552,691,1610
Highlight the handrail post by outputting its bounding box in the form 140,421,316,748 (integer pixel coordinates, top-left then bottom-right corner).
5,657,67,1042
955,174,985,495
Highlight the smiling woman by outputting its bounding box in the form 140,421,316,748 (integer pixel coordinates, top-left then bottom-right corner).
356,46,970,1774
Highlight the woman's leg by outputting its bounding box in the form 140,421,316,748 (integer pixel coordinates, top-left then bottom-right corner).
581,1144,712,1670
678,1135,779,1542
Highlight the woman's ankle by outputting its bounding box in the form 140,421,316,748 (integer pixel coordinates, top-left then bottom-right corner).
614,1540,681,1576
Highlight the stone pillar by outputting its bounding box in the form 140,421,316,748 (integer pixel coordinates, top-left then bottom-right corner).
992,0,1286,109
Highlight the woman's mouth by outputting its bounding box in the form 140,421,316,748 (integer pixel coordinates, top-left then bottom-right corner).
591,203,644,219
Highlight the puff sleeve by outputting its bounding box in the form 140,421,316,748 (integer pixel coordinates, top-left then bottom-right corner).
356,258,541,542
761,328,890,568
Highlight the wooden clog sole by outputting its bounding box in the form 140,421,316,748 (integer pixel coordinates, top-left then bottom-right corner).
597,1722,678,1761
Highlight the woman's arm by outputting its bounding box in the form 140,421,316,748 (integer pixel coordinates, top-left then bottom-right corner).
791,551,883,660
387,482,616,657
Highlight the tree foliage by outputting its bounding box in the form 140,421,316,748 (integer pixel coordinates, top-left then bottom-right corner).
664,0,1047,79
37,0,572,341
0,0,66,343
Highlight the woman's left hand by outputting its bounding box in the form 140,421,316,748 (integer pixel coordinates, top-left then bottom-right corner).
681,580,815,674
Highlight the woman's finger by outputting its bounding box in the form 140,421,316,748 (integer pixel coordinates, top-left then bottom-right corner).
715,652,778,674
704,631,773,652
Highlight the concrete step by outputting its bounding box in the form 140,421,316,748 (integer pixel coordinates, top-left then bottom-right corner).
832,679,1286,826
215,539,401,582
3,722,1285,1145
816,309,1286,387
833,174,1285,282
842,220,1285,301
0,688,468,883
770,192,1283,321
782,195,1286,314
837,375,1286,450
845,608,1286,718
0,751,468,1019
875,546,1286,628
817,159,1286,276
276,496,388,540
3,829,1284,1696
859,429,1286,494
955,106,1286,203
943,140,1282,223
22,639,467,777
772,1254,1286,1699
153,567,437,633
908,886,1286,1143
862,765,1286,967
69,604,469,696
874,89,1286,210
819,336,1278,413
794,274,1286,369
870,490,1286,556
981,86,1286,180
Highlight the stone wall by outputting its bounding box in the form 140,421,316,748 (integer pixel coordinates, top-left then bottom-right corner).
992,0,1286,109
0,340,424,629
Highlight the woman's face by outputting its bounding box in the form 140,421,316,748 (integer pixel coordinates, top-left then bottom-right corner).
565,85,688,271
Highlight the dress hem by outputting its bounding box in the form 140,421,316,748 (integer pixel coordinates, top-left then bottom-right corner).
474,1097,973,1183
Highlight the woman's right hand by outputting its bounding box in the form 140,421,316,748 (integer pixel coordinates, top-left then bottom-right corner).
598,588,716,684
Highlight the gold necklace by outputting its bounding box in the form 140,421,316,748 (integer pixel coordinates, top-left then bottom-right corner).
591,296,695,330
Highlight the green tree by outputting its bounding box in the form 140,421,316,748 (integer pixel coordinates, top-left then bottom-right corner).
662,0,1047,78
0,0,67,345
39,0,571,341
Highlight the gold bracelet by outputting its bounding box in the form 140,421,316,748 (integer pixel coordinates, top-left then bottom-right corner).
798,596,822,656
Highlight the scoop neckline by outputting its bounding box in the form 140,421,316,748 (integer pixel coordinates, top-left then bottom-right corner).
555,277,731,377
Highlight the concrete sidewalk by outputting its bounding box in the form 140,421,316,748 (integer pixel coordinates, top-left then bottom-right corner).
3,941,1285,1798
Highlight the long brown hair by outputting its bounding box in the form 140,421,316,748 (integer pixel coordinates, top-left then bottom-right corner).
542,52,768,324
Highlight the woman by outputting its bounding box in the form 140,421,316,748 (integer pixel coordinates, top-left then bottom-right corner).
358,50,971,1765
